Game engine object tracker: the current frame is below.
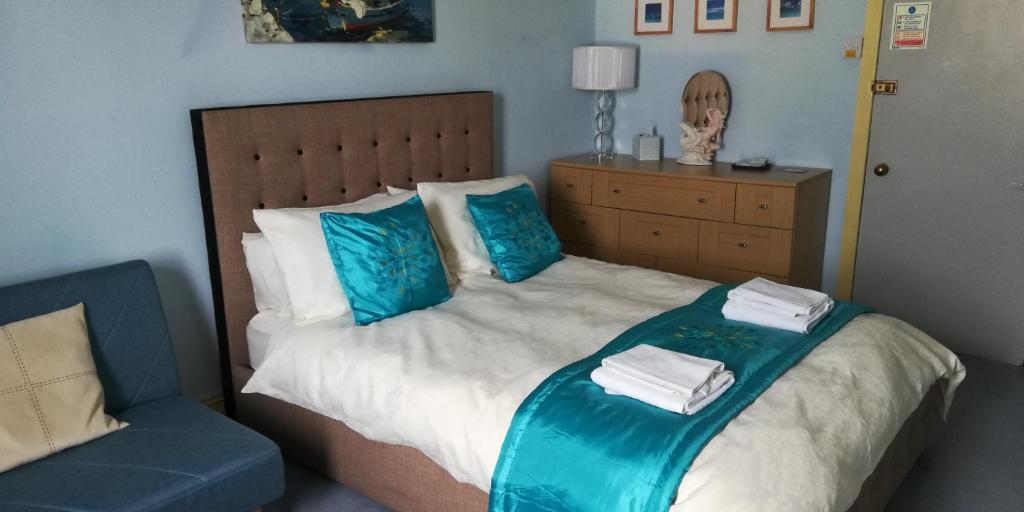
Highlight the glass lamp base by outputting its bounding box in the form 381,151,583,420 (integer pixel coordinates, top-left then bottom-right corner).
591,90,615,160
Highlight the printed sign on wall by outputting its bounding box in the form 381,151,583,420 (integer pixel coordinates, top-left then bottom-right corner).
891,2,931,50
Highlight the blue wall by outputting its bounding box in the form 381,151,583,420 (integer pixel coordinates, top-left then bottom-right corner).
595,0,865,294
1,1,866,399
0,0,595,399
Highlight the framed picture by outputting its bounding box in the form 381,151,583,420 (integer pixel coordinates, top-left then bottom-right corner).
694,0,737,33
635,0,674,35
767,0,815,31
241,0,435,43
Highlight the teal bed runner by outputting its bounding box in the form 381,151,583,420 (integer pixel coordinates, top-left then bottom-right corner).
489,285,873,512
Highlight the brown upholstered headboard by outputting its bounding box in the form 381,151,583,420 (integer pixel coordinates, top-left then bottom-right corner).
192,92,494,415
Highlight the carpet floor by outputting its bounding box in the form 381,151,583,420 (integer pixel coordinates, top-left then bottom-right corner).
266,355,1023,511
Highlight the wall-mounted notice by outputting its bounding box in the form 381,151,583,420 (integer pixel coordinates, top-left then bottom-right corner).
891,2,931,50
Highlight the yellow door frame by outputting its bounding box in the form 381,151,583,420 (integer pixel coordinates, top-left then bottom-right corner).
836,0,886,300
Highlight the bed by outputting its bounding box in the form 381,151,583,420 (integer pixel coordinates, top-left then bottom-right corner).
192,92,964,511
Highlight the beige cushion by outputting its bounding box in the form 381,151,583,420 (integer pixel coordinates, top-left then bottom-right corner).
0,303,123,473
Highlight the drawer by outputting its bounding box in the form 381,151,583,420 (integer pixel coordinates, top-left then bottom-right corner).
698,221,792,276
735,185,795,229
562,242,657,269
656,258,790,285
550,201,619,249
550,165,593,204
619,211,698,262
593,172,735,222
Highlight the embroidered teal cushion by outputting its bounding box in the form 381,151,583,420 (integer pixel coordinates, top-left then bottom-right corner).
466,184,563,283
320,196,451,326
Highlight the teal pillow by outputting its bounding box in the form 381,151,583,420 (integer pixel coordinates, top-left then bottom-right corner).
466,184,563,283
320,196,451,326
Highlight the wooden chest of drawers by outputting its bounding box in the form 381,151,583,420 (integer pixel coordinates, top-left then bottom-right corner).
549,155,831,289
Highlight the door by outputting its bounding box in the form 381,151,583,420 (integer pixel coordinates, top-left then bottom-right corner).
853,0,1024,364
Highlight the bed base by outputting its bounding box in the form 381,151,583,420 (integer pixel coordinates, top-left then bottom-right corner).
847,382,943,512
234,368,487,511
235,366,942,512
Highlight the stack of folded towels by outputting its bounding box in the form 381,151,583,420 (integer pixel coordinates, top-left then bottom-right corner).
591,344,734,415
722,277,834,334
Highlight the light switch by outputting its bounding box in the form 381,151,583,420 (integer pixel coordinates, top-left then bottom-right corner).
843,37,863,59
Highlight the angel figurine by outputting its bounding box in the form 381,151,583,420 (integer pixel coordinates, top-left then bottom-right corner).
678,107,727,166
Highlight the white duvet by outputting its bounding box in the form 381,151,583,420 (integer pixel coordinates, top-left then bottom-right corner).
243,256,965,511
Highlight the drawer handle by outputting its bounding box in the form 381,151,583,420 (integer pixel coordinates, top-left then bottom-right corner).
758,203,770,209
612,189,622,194
697,198,708,204
566,183,575,189
737,242,750,248
578,220,588,225
652,230,662,237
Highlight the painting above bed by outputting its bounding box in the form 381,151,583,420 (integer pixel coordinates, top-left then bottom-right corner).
242,0,434,43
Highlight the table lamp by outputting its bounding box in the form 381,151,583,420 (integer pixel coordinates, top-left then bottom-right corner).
572,46,637,160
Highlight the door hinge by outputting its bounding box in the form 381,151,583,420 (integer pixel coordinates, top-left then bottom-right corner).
871,80,898,95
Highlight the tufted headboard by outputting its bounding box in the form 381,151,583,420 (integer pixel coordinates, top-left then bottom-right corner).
191,92,494,415
681,70,731,128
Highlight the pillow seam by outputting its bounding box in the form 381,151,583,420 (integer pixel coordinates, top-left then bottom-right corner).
1,325,56,452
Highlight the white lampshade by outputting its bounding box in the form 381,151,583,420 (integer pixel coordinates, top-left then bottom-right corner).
572,46,637,91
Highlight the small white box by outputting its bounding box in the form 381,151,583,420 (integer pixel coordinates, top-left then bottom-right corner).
632,134,662,161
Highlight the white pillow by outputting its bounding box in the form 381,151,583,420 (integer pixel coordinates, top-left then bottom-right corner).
385,187,459,287
241,233,291,315
253,191,416,323
415,175,535,278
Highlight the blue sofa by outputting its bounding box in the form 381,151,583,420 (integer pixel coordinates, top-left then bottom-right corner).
0,261,284,511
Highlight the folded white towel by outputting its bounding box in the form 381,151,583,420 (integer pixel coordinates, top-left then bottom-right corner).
591,344,734,415
602,344,725,397
722,297,834,334
727,295,832,318
592,366,735,415
728,277,831,316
